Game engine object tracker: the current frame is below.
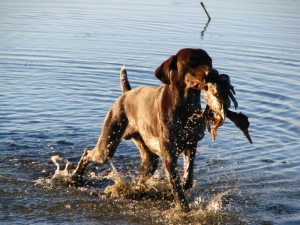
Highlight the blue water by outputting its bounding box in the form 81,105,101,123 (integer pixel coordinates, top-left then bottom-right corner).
1,0,300,224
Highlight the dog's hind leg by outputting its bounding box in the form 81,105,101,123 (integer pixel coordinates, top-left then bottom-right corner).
72,101,128,179
133,136,159,182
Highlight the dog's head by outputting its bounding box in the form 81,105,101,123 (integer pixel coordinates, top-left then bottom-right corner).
154,48,219,90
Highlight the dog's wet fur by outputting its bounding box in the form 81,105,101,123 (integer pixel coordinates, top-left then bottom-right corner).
71,48,221,212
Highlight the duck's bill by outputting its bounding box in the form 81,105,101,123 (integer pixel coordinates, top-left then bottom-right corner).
241,127,253,144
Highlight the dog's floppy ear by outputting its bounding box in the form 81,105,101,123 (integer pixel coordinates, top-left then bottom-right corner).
154,55,177,84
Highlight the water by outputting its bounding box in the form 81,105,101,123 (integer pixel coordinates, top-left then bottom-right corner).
1,0,299,224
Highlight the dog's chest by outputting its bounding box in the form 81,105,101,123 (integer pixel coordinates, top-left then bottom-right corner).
173,115,206,144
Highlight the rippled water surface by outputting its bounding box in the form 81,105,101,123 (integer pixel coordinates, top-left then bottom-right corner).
1,0,300,224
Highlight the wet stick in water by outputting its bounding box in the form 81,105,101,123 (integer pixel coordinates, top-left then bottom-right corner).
200,2,211,22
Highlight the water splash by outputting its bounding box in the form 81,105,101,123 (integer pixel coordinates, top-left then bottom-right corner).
103,162,133,197
33,156,245,224
206,189,234,212
35,155,72,186
103,162,172,200
51,155,71,178
101,163,242,224
163,189,240,224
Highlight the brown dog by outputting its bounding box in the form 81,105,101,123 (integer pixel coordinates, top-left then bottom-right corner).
71,48,217,212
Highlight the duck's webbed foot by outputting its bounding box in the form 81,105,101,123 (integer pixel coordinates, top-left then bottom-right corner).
211,120,223,141
211,127,218,141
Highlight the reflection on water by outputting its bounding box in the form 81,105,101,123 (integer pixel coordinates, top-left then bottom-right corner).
1,0,300,224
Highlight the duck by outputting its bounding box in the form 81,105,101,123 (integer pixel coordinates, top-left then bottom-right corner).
203,73,252,144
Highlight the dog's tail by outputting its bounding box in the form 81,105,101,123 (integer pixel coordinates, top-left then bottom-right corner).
120,65,132,93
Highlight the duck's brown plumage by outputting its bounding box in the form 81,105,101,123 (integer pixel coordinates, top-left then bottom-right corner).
203,73,252,143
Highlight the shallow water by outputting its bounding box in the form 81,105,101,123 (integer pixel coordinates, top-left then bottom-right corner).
1,0,300,224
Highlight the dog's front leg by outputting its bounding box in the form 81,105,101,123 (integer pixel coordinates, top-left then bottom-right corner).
162,153,190,212
71,148,94,178
182,146,196,190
